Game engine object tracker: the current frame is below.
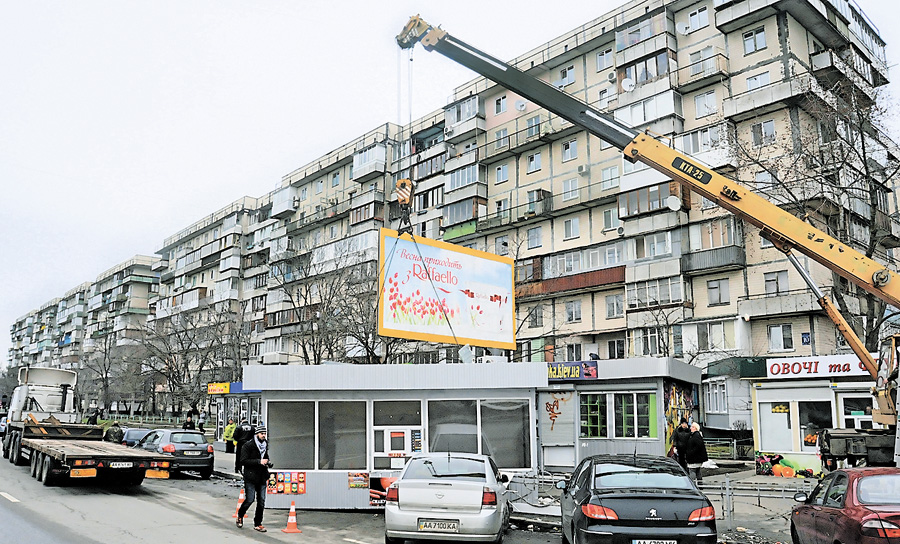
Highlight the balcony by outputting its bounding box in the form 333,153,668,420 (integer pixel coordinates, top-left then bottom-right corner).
351,143,387,183
811,49,877,103
444,181,488,206
722,74,836,121
516,266,626,300
672,54,728,94
443,114,485,144
737,288,821,319
681,245,746,276
715,0,850,51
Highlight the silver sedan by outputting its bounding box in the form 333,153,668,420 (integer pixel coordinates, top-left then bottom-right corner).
384,452,511,543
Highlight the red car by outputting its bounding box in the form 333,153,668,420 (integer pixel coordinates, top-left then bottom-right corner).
791,467,900,544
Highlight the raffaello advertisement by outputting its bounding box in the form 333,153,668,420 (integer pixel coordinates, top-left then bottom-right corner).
379,229,515,350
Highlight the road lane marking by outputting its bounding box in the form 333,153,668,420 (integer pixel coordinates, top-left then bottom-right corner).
168,493,195,501
0,492,20,503
343,540,374,544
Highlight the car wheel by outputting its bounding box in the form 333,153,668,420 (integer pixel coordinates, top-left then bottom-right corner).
384,533,402,544
199,467,212,480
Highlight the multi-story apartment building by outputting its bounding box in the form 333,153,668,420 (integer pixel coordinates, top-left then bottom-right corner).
9,0,896,442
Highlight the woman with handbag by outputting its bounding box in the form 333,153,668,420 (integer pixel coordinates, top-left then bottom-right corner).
684,422,708,483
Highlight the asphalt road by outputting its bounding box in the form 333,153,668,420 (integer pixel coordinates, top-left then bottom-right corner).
0,455,562,544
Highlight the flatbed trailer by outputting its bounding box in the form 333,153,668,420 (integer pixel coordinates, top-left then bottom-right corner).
4,420,171,486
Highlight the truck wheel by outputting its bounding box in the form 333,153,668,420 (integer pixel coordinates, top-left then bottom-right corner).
41,456,56,486
127,472,145,486
12,436,28,467
35,454,45,482
7,433,17,464
30,451,39,478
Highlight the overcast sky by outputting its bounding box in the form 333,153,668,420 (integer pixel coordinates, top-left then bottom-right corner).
1,1,898,366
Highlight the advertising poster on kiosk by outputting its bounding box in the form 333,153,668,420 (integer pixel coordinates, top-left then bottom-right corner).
378,228,515,350
267,471,306,494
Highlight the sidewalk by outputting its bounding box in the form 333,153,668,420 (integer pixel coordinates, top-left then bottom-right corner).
212,448,241,480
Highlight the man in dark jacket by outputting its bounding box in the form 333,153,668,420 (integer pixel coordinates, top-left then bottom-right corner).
182,415,196,430
672,417,691,469
233,418,255,474
684,422,709,482
236,426,272,532
103,422,124,444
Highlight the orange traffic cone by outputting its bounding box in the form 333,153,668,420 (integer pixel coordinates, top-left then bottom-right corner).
282,501,302,533
233,488,248,519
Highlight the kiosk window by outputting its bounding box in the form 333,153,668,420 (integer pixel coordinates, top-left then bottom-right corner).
268,401,315,469
319,401,366,470
428,400,478,453
374,401,421,426
481,399,531,468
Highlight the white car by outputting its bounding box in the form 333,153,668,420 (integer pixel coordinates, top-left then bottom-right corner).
384,452,510,543
0,416,6,438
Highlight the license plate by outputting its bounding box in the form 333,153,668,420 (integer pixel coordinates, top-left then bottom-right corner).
109,462,133,468
70,468,97,478
633,540,677,544
418,519,459,533
184,451,201,456
145,469,170,479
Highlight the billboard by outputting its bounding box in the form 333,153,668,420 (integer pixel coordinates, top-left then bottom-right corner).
378,228,515,350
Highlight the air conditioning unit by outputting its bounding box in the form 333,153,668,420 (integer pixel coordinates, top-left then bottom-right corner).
292,196,300,209
577,165,588,176
477,355,509,364
607,72,617,83
444,127,454,137
617,226,625,236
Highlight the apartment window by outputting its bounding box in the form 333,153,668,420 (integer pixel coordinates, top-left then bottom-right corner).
566,343,582,362
743,28,767,55
527,227,542,249
564,218,580,239
698,321,727,350
681,126,719,154
448,164,484,190
601,166,619,190
331,172,340,187
526,115,541,137
626,277,683,309
563,178,579,201
751,120,775,146
329,225,338,239
765,271,789,296
495,163,508,184
316,179,324,194
596,48,613,71
623,158,649,175
689,46,714,76
442,199,475,225
527,152,541,173
618,182,671,218
495,235,509,256
603,207,619,230
494,128,509,149
446,96,479,124
598,88,613,110
604,242,625,265
528,305,543,327
768,324,794,351
622,52,669,85
693,216,734,250
636,231,670,258
608,339,626,359
705,380,727,414
633,328,662,357
695,90,717,118
613,393,657,438
566,300,582,323
761,234,775,248
606,294,624,318
708,278,730,305
747,72,771,91
688,6,709,31
580,394,608,438
558,65,575,86
301,187,308,201
562,139,577,161
517,258,538,282
495,95,506,114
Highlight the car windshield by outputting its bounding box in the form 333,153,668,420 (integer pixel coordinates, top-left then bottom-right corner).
170,432,206,445
404,457,486,481
857,474,900,505
593,462,693,490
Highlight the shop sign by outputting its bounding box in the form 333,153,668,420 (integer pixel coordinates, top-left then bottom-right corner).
765,353,875,379
207,382,230,395
547,361,598,381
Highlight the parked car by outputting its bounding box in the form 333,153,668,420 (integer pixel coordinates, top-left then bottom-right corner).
121,427,153,447
0,416,7,438
384,452,510,543
791,467,900,544
135,429,213,479
557,453,717,544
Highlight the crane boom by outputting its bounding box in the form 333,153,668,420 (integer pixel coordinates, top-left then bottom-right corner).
397,16,900,384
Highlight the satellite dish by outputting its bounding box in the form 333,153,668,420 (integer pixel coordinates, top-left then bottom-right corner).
676,22,691,35
514,99,527,111
621,78,636,92
666,195,682,212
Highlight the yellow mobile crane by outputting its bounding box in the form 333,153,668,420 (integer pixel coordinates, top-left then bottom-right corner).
397,16,900,466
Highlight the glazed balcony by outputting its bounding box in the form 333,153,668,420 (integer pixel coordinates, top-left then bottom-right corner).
680,244,746,276
516,265,625,300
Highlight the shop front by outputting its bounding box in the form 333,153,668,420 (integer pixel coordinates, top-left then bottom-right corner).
243,361,546,509
752,353,883,477
206,381,262,446
539,358,701,471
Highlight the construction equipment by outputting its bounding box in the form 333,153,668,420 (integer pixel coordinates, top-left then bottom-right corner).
397,16,900,466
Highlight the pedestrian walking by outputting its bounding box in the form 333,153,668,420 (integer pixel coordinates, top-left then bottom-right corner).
223,418,237,454
87,408,99,425
182,414,196,430
198,410,207,433
233,418,255,473
236,425,273,532
684,422,709,483
672,417,691,470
